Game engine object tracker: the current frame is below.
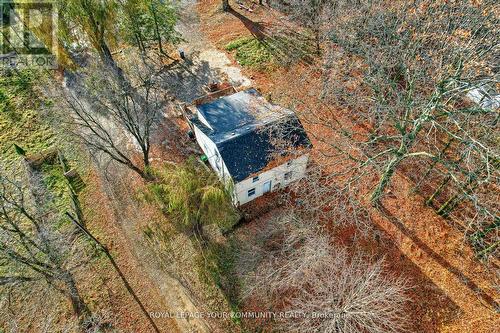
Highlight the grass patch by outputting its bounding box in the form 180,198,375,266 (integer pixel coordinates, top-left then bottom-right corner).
0,69,82,224
225,37,275,68
40,162,73,218
197,240,242,325
0,69,56,167
225,34,315,70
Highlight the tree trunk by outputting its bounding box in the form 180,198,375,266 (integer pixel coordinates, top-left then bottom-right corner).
436,180,479,217
129,162,149,180
425,175,450,206
371,155,403,204
151,6,164,54
98,40,134,95
98,40,116,69
370,99,438,204
62,272,90,323
142,146,152,179
314,27,321,55
135,31,146,54
414,138,454,192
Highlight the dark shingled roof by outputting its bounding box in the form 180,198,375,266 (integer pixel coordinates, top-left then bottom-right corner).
193,89,311,182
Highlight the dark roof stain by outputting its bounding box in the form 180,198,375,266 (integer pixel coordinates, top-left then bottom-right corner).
193,89,312,182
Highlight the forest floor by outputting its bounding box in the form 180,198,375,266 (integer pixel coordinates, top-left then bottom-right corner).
78,97,212,333
194,1,499,332
63,52,215,333
76,1,257,332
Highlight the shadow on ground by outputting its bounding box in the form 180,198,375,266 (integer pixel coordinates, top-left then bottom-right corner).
156,52,220,103
229,8,316,66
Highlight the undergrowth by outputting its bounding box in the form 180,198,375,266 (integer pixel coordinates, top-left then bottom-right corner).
197,240,242,325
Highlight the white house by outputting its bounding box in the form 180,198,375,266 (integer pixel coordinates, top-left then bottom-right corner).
187,88,312,206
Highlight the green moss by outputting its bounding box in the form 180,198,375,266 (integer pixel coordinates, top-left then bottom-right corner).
40,163,73,215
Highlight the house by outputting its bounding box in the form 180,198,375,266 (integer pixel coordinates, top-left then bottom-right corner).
187,88,312,206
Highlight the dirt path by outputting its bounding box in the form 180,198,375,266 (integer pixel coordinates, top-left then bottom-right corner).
177,0,251,89
161,0,251,104
64,70,212,333
94,165,212,333
83,170,180,333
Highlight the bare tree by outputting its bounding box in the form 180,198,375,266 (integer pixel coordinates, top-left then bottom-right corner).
315,0,498,201
53,64,165,180
0,168,94,329
269,0,499,257
238,213,410,333
283,248,410,333
271,0,329,54
300,0,500,258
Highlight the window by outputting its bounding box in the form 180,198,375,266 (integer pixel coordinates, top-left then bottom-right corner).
284,171,293,181
247,188,256,197
252,176,259,183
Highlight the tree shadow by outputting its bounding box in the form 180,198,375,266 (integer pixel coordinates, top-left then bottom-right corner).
228,7,268,40
228,8,315,65
357,224,464,332
157,52,220,104
377,203,499,312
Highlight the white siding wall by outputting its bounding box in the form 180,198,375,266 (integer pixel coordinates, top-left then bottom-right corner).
193,125,230,183
234,154,309,205
196,109,213,130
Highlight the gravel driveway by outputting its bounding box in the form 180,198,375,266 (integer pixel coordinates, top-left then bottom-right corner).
160,0,251,103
